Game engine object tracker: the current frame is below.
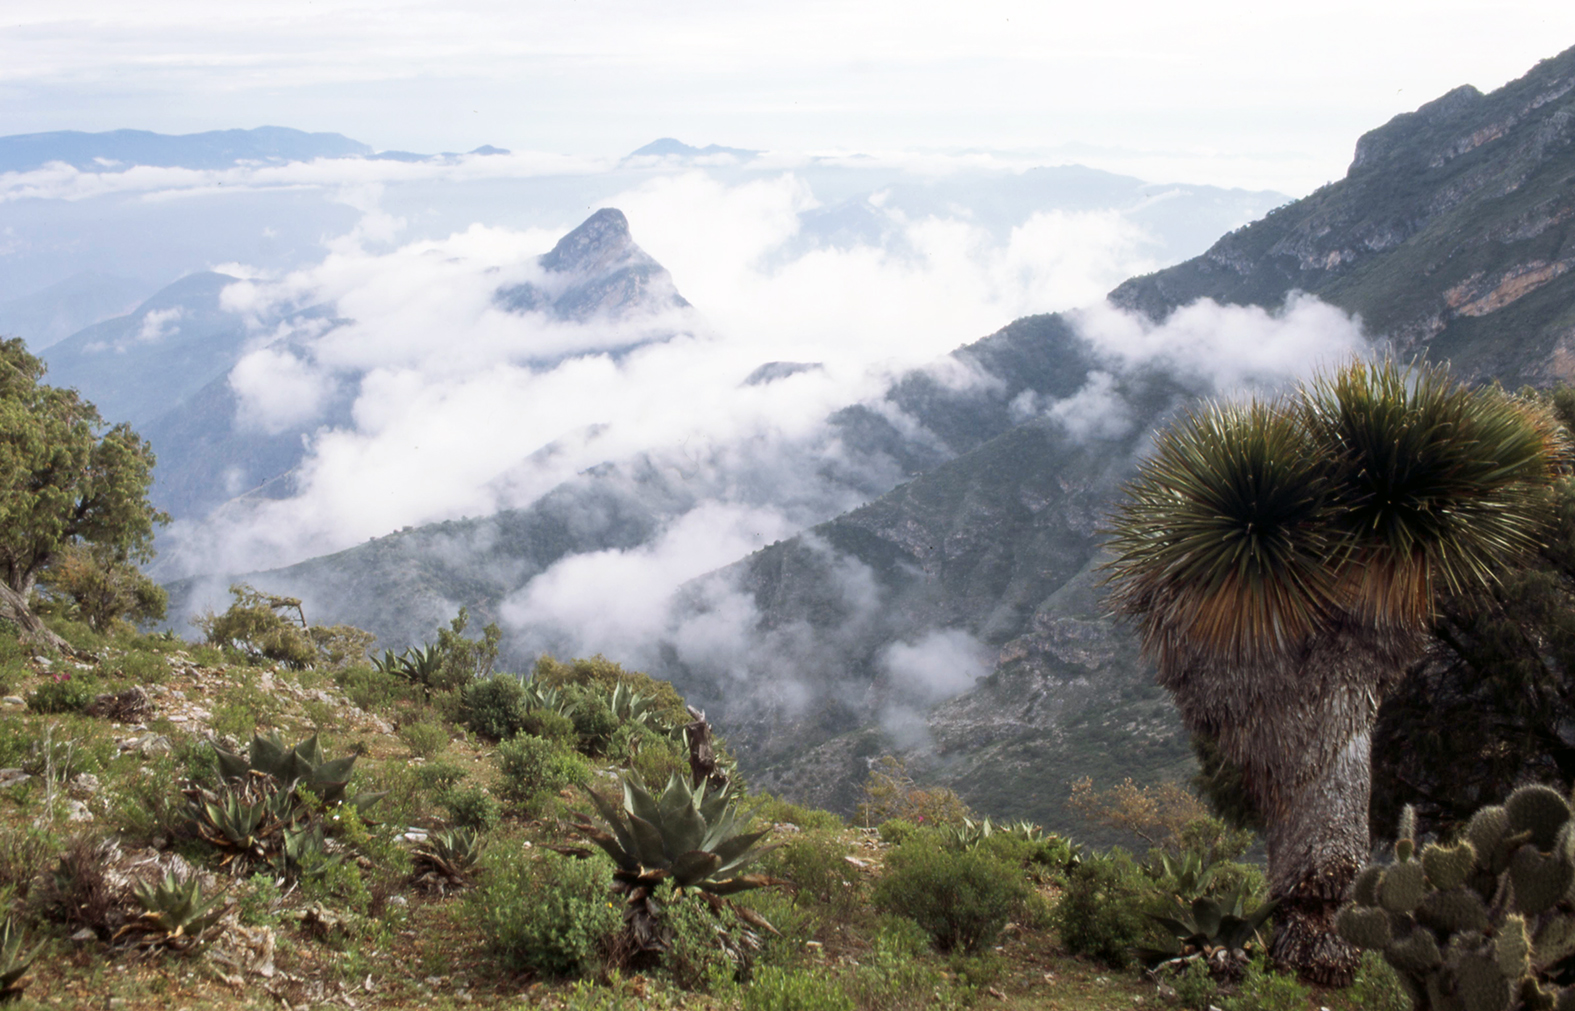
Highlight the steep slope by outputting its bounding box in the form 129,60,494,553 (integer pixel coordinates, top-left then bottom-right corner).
39,272,248,426
1111,45,1575,384
0,273,149,351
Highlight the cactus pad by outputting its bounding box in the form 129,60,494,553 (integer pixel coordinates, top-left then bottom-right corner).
1508,785,1572,851
1418,887,1491,935
1336,905,1392,949
1455,953,1513,1011
1379,859,1427,914
1352,864,1384,906
1470,806,1514,873
1423,840,1479,891
1511,845,1575,916
1387,927,1443,972
1498,915,1532,979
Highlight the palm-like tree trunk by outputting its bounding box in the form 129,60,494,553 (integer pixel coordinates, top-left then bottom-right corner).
1163,627,1406,985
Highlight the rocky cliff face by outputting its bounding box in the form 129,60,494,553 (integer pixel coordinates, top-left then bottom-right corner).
1110,45,1575,385
495,208,690,323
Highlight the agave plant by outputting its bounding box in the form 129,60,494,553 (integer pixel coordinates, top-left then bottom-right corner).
374,643,445,696
522,680,576,717
573,773,779,951
1135,888,1277,971
608,683,662,730
121,871,228,951
190,783,286,864
410,827,484,893
272,822,341,881
213,732,384,812
1154,851,1221,903
0,916,42,1002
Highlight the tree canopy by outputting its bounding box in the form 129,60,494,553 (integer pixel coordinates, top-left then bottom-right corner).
0,337,165,646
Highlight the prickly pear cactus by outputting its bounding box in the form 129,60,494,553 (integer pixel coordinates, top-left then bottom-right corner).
1336,789,1575,1011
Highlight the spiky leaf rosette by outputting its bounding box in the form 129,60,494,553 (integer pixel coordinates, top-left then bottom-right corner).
576,773,776,895
1302,359,1558,633
1106,398,1338,669
0,916,43,999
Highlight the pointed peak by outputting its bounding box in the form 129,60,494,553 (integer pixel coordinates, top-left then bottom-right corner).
541,208,634,273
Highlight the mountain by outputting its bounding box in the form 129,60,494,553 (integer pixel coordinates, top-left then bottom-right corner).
39,272,248,427
140,49,1575,837
1111,44,1575,385
140,207,695,521
495,208,691,323
628,138,759,161
0,127,372,173
0,273,148,351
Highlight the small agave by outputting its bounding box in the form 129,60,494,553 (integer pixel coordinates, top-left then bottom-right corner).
119,872,228,951
0,916,43,1002
411,827,484,892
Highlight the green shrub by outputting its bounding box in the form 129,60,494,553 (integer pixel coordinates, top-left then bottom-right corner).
415,759,469,795
1053,848,1156,968
462,676,527,740
845,923,961,1011
98,649,169,684
565,686,620,754
520,708,577,744
494,735,589,809
532,653,690,727
759,830,865,920
748,794,846,833
443,786,501,833
872,837,1029,953
336,664,411,712
734,888,819,969
1170,957,1219,1010
743,966,853,1011
468,849,620,977
398,720,449,758
877,818,921,846
1340,951,1410,1011
26,674,97,713
661,885,743,991
1219,955,1311,1011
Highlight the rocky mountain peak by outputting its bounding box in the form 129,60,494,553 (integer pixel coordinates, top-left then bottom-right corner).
497,208,689,323
540,208,635,275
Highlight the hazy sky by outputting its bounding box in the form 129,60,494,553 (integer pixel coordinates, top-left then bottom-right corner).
3,1,1574,193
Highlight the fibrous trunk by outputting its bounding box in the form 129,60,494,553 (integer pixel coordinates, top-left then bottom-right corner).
0,581,71,654
1161,626,1406,986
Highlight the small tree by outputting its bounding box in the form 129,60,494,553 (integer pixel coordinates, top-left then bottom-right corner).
37,542,168,632
0,338,165,649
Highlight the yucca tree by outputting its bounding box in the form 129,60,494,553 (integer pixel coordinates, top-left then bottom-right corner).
1106,359,1560,984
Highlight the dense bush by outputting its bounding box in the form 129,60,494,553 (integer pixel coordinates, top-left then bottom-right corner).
397,720,449,758
468,848,620,976
1052,848,1156,967
442,786,501,832
26,673,97,713
758,829,866,921
872,837,1030,953
461,675,527,740
494,735,590,809
742,966,853,1011
521,708,578,744
564,685,621,755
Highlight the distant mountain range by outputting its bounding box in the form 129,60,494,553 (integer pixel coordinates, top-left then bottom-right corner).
0,126,519,174
46,62,1575,837
133,44,1575,836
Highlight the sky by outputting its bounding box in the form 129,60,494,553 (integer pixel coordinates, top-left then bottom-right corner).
2,1,1574,194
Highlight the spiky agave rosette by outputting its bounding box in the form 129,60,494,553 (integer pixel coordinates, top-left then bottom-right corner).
571,773,783,955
